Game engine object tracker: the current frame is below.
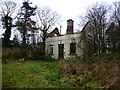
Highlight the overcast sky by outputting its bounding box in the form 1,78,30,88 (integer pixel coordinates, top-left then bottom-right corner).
0,0,119,36
14,0,119,33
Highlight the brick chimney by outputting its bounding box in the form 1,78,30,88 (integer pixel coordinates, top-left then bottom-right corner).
66,19,74,34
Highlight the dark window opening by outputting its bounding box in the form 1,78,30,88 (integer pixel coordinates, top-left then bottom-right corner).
58,44,64,58
70,43,76,54
49,45,53,54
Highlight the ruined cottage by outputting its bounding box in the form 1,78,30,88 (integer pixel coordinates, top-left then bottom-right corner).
45,19,91,59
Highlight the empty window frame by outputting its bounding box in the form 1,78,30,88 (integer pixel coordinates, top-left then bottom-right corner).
70,43,76,54
49,45,53,54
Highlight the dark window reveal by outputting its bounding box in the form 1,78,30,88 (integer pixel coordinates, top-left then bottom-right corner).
70,43,76,54
49,45,53,54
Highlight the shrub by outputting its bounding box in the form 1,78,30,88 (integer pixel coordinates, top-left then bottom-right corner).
2,48,29,61
29,47,54,61
105,53,120,60
29,48,45,60
2,47,55,61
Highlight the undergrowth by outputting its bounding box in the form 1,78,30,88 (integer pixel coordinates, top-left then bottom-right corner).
58,56,119,88
2,54,119,89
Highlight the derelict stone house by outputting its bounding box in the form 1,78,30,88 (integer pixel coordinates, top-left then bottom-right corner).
45,19,91,59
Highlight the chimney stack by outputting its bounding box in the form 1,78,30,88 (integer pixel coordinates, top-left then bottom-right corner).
66,19,74,34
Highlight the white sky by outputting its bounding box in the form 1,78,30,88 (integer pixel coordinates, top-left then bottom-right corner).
0,0,119,36
15,0,119,33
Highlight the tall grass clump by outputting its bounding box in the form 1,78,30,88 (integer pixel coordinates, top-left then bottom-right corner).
58,57,119,88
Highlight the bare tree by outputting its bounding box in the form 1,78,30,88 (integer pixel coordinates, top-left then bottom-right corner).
112,1,120,27
79,3,110,56
0,1,16,17
37,7,60,53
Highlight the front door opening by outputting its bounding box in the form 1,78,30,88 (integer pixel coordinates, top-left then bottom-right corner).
58,44,64,58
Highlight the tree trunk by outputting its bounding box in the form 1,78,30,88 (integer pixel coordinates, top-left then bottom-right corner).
42,30,47,55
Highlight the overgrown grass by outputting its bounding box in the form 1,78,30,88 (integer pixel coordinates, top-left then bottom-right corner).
3,56,119,89
58,58,119,88
2,60,62,88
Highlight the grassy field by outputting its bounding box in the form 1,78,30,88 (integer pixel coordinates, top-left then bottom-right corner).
2,60,63,88
2,59,119,88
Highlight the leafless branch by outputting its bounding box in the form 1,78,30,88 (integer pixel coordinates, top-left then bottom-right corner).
0,1,16,17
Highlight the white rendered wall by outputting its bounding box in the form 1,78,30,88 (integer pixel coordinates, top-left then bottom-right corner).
45,33,83,59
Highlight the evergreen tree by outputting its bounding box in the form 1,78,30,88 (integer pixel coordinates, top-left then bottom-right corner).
106,22,120,54
16,1,37,46
2,16,12,47
0,1,17,47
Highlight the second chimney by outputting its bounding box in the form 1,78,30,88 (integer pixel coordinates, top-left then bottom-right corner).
66,19,74,34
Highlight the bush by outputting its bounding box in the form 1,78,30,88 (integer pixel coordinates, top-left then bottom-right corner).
29,47,54,61
105,53,120,60
2,48,29,61
2,46,55,61
29,48,45,60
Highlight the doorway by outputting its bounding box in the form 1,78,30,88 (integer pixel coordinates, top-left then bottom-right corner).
58,44,64,58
